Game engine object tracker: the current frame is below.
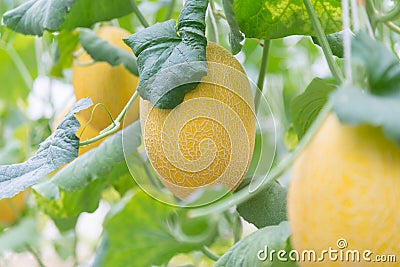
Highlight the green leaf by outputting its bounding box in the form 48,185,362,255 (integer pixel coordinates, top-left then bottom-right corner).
331,33,400,144
33,121,141,218
233,0,342,39
3,0,75,36
100,191,217,267
0,98,92,199
352,32,400,94
312,31,344,58
3,0,136,36
222,0,244,55
78,28,138,76
124,0,208,109
331,87,400,144
215,221,297,267
0,217,39,254
291,78,336,138
61,0,135,30
237,181,287,228
33,178,108,218
50,30,79,77
51,121,141,192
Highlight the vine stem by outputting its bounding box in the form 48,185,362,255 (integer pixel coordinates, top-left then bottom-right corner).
342,0,353,82
130,0,150,28
26,246,45,267
254,40,271,113
207,4,219,43
189,102,332,218
385,21,400,34
375,1,400,22
164,0,176,21
80,90,139,146
201,246,220,261
303,0,344,84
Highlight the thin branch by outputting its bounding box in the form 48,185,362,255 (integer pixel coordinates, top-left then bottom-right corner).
342,0,353,82
201,246,220,261
130,0,150,28
164,0,176,21
254,40,271,113
303,0,344,83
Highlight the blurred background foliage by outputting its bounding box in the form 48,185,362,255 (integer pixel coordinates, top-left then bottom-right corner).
1,0,397,266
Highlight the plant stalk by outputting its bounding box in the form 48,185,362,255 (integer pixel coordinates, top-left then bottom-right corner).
254,39,271,113
303,0,344,83
130,0,150,28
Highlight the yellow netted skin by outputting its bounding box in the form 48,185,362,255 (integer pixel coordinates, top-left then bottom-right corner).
140,42,256,199
72,26,139,131
288,114,400,267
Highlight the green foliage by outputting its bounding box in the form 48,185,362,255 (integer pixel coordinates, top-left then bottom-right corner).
51,121,140,192
291,78,336,139
123,0,208,109
34,178,108,219
233,0,342,39
0,31,37,103
78,28,138,76
222,0,244,54
0,98,91,199
50,30,79,77
214,221,296,267
97,191,218,267
331,32,400,144
3,0,136,36
237,181,287,228
312,31,344,58
0,218,39,254
33,122,142,219
351,32,400,94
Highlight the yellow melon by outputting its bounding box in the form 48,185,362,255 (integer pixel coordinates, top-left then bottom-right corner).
140,42,256,199
288,114,400,266
72,26,139,131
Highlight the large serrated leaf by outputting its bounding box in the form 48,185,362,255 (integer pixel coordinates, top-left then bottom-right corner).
222,0,244,55
233,0,342,39
291,78,336,139
3,0,75,36
237,181,287,228
214,221,297,267
3,0,135,36
0,98,92,199
123,0,208,109
78,28,138,76
98,191,217,267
